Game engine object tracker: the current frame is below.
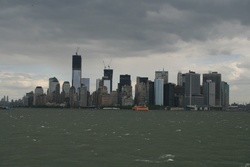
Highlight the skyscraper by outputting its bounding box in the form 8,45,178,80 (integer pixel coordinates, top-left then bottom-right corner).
72,53,82,93
118,74,131,93
184,71,203,106
203,80,216,106
154,78,164,105
81,78,90,92
177,72,183,86
203,72,221,106
62,81,70,98
221,81,229,110
155,70,168,84
103,69,113,93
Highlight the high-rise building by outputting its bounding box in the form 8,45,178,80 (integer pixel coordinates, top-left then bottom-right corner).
221,81,229,110
203,72,221,106
155,70,168,84
117,74,132,106
164,83,176,107
62,81,70,98
203,80,216,106
72,53,82,93
103,69,113,92
177,72,183,86
118,74,131,93
81,78,90,92
184,71,203,106
48,77,60,103
135,77,148,105
148,80,155,105
33,86,46,106
79,85,88,107
96,78,101,91
154,78,164,105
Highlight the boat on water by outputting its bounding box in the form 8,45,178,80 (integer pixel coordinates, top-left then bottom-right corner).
132,105,149,111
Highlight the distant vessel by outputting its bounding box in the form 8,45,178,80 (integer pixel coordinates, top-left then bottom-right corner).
132,105,149,111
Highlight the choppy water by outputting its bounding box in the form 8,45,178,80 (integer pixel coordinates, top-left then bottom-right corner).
0,108,250,167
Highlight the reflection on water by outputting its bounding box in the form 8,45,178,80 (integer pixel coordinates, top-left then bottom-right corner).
0,108,250,167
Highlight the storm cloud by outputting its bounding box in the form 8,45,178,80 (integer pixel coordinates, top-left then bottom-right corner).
1,0,250,103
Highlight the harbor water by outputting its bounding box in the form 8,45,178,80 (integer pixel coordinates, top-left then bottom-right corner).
1,108,250,167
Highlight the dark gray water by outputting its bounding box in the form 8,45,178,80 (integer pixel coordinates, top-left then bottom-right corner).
1,108,250,167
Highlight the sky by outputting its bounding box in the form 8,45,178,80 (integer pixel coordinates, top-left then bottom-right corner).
1,0,250,103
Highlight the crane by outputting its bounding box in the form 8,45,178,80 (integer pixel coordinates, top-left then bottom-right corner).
108,58,112,69
103,61,106,69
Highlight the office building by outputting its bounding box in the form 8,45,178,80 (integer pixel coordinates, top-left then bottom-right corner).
103,69,113,92
81,78,90,92
118,74,131,93
203,72,221,106
221,81,229,110
155,70,168,84
72,53,82,94
154,78,164,106
62,81,70,98
203,80,216,106
164,83,176,107
184,71,203,106
177,72,183,86
96,78,101,91
33,86,46,106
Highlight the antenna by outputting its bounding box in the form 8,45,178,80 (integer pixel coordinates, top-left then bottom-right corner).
76,47,80,55
108,58,112,69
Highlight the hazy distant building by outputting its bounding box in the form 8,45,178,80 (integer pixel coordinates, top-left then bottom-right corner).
69,86,78,107
203,80,216,106
155,70,168,84
177,72,183,86
221,81,229,110
203,72,221,106
81,78,90,92
72,53,82,94
79,85,88,107
33,86,46,106
110,91,118,106
103,79,111,94
154,78,164,106
96,78,101,91
62,81,70,98
23,92,34,107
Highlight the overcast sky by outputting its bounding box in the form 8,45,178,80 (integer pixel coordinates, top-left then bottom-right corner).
1,0,250,103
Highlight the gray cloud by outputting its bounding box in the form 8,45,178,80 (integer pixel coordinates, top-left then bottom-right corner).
1,0,250,102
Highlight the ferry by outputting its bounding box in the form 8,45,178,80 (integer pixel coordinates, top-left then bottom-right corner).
132,105,149,111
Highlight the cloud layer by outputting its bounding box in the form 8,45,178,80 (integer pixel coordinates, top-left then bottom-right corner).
1,0,250,103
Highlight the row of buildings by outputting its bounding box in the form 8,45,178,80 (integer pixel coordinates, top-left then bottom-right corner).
22,52,230,110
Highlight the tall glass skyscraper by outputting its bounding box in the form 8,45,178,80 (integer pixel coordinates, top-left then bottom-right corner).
72,53,82,93
203,72,221,106
103,69,113,92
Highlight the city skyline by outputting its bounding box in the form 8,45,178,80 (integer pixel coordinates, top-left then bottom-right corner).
1,1,250,103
